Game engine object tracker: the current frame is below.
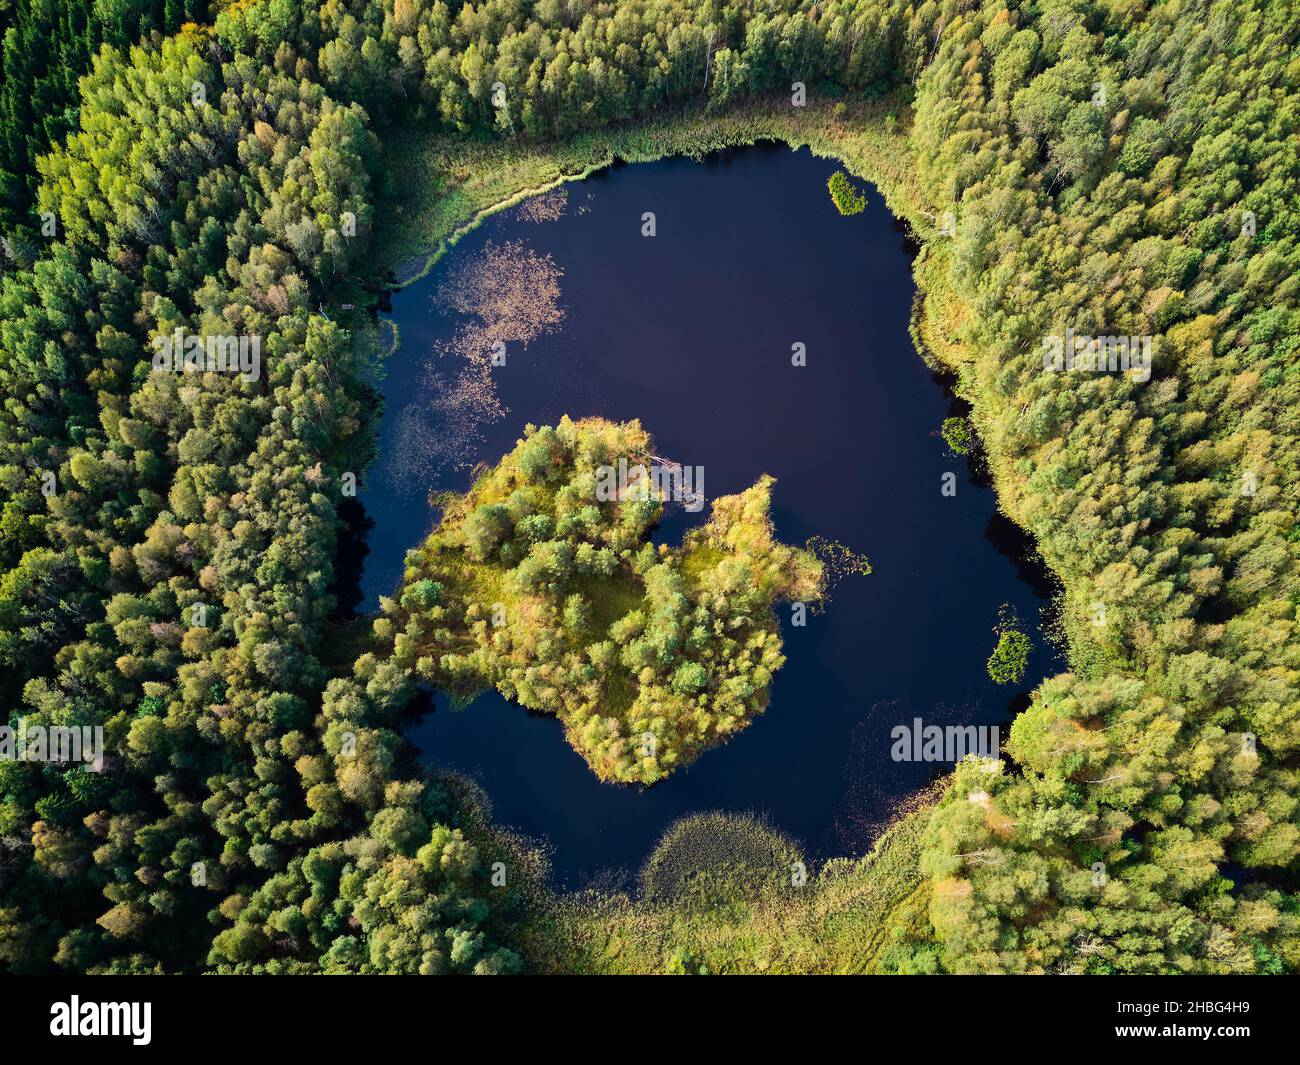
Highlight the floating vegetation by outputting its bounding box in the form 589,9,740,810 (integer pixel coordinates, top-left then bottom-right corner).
805,535,872,609
387,239,565,489
435,238,565,357
986,605,1031,685
836,717,951,853
515,186,568,223
940,415,974,456
836,699,906,850
386,401,447,497
420,360,504,476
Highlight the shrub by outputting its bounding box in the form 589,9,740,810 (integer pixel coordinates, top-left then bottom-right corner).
827,170,867,215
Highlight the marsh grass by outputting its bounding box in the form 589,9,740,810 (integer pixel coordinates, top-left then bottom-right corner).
516,788,942,974
639,811,804,906
373,94,922,287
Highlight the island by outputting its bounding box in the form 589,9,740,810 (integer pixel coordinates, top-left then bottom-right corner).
374,417,830,784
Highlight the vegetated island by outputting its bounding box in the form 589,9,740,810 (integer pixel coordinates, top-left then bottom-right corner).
827,169,868,215
376,416,845,784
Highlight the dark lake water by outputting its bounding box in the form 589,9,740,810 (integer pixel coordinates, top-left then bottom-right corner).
358,143,1061,890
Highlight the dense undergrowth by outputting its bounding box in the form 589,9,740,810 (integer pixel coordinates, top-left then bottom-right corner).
0,0,1296,975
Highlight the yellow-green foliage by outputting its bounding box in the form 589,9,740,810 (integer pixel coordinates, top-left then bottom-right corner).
827,169,868,214
909,0,1300,974
518,796,941,975
640,812,804,905
375,97,920,286
386,417,824,784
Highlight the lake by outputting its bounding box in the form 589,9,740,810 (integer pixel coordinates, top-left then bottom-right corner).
359,143,1061,890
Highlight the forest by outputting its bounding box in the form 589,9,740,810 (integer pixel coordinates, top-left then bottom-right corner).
0,0,1296,976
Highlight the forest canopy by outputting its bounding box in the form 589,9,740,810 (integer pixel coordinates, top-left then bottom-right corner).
384,417,823,784
0,0,1296,976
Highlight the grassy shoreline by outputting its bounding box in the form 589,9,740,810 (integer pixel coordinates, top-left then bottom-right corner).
514,787,942,974
373,95,926,288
